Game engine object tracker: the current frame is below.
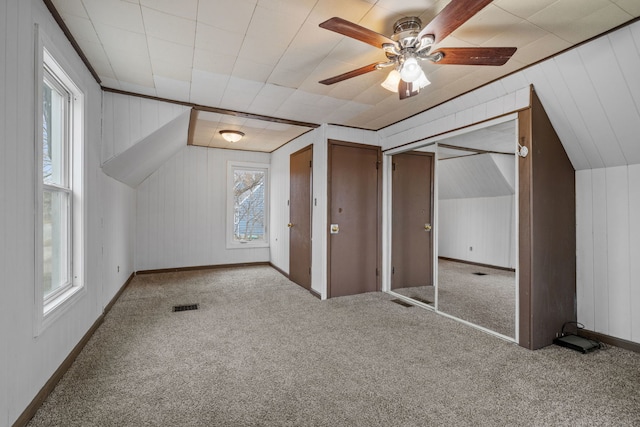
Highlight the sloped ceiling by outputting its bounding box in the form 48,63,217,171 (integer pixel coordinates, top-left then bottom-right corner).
102,109,191,187
517,20,640,170
49,0,640,136
439,153,514,199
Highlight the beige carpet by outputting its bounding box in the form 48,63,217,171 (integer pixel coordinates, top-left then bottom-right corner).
28,265,640,426
438,259,516,338
390,259,515,337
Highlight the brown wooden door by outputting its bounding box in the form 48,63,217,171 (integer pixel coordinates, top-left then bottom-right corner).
328,140,381,298
391,151,434,289
289,145,313,290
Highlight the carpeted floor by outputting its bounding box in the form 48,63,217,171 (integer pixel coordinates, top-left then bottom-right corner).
389,259,515,338
28,265,640,426
438,259,516,338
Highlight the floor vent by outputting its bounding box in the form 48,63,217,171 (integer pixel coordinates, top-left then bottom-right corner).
391,299,413,308
173,304,199,312
412,297,433,305
473,272,488,276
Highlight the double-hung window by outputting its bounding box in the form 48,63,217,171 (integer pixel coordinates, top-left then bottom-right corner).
42,65,72,301
227,162,269,248
36,44,84,331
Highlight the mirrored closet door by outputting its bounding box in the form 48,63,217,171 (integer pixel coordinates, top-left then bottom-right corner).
388,118,518,340
435,120,517,339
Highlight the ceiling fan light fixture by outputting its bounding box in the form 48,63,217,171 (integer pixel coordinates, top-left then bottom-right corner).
219,130,245,143
416,69,431,88
400,56,422,83
381,69,401,92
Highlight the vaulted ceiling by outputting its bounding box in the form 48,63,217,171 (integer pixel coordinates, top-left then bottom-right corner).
50,0,640,150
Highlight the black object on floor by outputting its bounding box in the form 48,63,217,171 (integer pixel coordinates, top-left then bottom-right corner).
473,272,487,276
553,335,600,354
173,304,199,312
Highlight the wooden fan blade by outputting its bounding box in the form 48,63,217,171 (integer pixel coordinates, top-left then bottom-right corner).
432,47,517,65
319,63,381,85
418,0,493,44
320,17,395,48
398,80,420,100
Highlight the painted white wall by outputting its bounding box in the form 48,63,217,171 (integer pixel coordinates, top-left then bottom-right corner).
136,146,271,271
438,196,516,269
380,86,530,151
101,92,189,164
102,110,191,187
101,175,137,307
0,1,136,426
576,165,640,344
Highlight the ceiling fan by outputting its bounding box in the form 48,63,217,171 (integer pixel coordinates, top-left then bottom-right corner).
318,0,517,100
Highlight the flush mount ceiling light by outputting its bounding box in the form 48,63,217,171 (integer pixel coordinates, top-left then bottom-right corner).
219,130,244,143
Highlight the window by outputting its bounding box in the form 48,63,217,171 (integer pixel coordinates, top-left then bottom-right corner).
227,162,269,248
36,44,84,330
42,65,72,301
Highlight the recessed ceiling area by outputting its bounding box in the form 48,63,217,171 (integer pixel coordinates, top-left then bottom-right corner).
189,109,316,152
50,0,640,139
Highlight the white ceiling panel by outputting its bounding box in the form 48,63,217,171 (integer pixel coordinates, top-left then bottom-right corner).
141,7,196,46
140,0,199,20
60,15,101,44
189,69,229,106
82,0,145,33
51,0,640,158
197,0,257,33
53,0,89,18
194,23,244,57
154,76,191,102
147,37,194,64
492,0,558,20
614,0,640,15
193,49,236,74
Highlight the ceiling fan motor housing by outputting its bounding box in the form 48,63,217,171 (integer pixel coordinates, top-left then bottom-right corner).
392,17,423,48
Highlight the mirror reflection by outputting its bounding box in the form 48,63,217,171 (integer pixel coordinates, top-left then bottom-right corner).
390,149,435,305
388,119,517,339
436,120,517,338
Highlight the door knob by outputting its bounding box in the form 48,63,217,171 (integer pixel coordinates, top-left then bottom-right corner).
424,224,432,231
287,223,293,228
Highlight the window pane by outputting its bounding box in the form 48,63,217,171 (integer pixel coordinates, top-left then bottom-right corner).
233,169,265,242
43,77,66,186
43,190,70,298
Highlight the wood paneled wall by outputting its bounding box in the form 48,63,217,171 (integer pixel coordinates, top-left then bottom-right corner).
438,196,516,269
136,146,271,271
1,1,136,425
577,165,640,343
101,91,188,164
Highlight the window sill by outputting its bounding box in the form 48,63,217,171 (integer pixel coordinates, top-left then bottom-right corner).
38,284,86,335
227,241,270,250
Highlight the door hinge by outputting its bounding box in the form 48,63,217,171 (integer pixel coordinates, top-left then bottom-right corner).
392,266,395,274
376,161,381,170
309,266,311,275
392,163,396,171
376,268,379,276
310,160,312,167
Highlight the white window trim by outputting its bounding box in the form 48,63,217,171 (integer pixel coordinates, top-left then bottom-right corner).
34,25,86,336
226,161,270,249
